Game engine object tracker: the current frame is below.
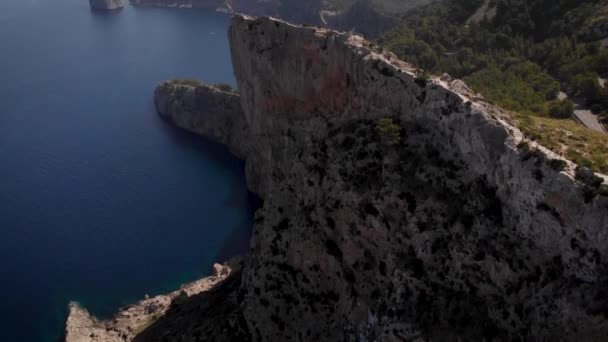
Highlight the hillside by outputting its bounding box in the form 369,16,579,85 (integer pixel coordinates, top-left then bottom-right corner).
380,0,608,172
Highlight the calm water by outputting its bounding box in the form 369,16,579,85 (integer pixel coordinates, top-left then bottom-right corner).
0,1,254,341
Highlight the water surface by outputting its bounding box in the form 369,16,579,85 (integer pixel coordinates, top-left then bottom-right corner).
0,2,253,341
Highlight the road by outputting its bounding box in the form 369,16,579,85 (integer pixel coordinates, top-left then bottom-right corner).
573,107,606,133
558,91,606,134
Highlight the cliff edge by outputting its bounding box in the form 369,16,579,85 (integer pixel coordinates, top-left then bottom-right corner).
64,261,242,342
67,15,608,342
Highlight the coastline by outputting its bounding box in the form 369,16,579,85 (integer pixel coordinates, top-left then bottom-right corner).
64,259,241,342
64,13,608,342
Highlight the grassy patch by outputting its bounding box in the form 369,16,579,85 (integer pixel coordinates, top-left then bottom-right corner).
133,313,161,335
512,112,608,173
376,117,401,145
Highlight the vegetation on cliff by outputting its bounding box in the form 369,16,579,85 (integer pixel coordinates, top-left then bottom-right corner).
376,117,401,145
380,0,608,172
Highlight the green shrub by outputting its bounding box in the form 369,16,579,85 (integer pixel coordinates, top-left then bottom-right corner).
547,159,567,171
548,100,574,119
591,104,603,114
376,118,401,145
517,141,530,152
414,72,430,87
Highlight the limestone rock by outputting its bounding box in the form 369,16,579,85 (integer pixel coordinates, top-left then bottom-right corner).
440,72,452,82
64,261,237,342
213,263,230,277
89,0,124,10
154,81,249,160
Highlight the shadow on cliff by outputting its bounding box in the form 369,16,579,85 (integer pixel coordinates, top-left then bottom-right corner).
133,271,251,342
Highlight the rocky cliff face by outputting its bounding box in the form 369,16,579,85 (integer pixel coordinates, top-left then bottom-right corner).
64,261,242,342
90,0,124,10
222,15,608,341
66,15,608,342
154,81,249,159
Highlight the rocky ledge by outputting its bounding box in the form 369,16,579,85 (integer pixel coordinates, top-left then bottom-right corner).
64,260,240,342
67,14,608,342
154,80,249,159
90,0,124,10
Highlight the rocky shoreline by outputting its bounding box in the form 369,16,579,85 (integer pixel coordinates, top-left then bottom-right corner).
64,260,240,342
66,14,608,341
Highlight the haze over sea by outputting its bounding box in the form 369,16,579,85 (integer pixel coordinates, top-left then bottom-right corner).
0,1,253,341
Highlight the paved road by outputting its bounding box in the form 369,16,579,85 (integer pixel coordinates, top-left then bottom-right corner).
558,92,606,134
573,108,606,133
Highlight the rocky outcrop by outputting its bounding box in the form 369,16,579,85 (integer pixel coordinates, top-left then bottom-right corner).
64,261,240,342
154,81,249,159
67,14,608,342
90,0,124,10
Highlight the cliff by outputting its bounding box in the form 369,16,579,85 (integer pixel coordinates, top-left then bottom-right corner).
154,81,249,159
227,15,608,341
90,0,124,10
66,15,608,342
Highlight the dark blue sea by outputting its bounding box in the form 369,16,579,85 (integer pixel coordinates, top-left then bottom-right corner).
0,1,254,341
